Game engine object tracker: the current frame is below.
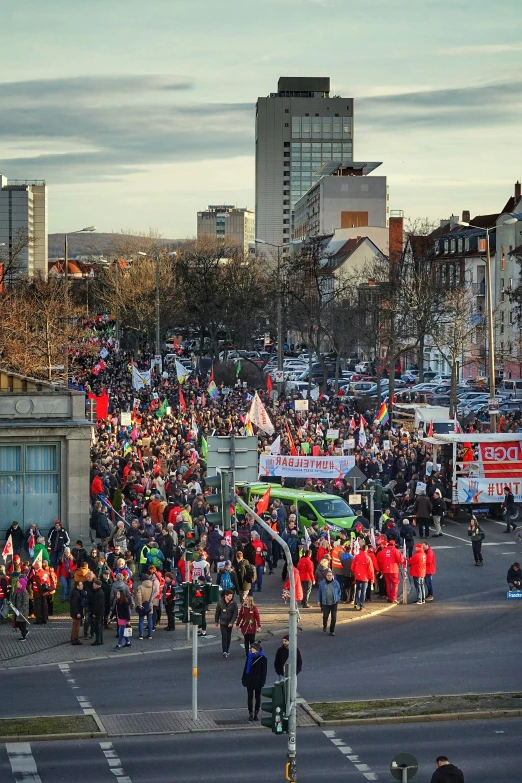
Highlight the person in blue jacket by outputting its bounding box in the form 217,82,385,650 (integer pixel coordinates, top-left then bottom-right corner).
317,570,341,636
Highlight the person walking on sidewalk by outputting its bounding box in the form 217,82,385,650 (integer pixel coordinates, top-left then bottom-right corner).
431,490,445,537
215,589,238,658
413,490,432,539
241,641,267,722
111,591,132,650
409,543,427,604
423,542,436,600
297,549,315,608
468,517,485,566
70,581,85,645
91,579,105,645
135,575,154,640
502,487,517,533
274,634,302,681
236,595,261,655
317,570,341,636
12,577,30,641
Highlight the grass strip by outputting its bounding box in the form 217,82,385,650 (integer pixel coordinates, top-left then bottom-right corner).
311,693,522,721
0,714,98,736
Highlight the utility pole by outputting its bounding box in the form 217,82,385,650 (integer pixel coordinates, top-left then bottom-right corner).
236,496,298,782
155,252,161,357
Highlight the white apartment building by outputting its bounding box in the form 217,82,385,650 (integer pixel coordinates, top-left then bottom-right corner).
0,174,48,278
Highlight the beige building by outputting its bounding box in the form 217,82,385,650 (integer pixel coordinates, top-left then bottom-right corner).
197,205,255,253
0,369,91,543
0,174,48,278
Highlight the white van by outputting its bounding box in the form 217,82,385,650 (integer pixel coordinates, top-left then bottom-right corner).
498,379,522,400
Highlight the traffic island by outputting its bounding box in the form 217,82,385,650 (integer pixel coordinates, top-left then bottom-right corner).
309,692,522,725
0,713,105,742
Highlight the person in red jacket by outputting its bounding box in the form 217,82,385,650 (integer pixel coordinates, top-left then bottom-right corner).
376,541,405,603
351,544,375,611
283,568,303,604
409,543,427,604
423,542,436,601
297,550,315,608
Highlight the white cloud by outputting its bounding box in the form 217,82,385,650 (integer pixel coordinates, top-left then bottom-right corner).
438,43,522,55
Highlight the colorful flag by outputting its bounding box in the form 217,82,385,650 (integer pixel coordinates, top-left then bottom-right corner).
2,535,13,562
201,436,208,460
247,392,275,435
208,381,219,399
236,360,242,377
156,398,168,419
244,418,254,436
285,423,297,456
376,401,389,426
256,486,271,514
32,548,43,569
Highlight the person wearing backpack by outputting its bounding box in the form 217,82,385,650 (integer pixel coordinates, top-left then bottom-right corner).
234,551,255,600
146,541,165,572
217,561,239,595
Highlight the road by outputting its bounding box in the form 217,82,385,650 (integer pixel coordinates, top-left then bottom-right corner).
1,516,518,719
0,719,519,782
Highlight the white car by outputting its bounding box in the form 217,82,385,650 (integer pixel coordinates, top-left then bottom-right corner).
286,380,319,395
355,361,371,373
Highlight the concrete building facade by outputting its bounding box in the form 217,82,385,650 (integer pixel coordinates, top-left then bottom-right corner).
255,77,354,249
197,205,255,253
0,370,91,542
0,175,48,278
293,163,387,240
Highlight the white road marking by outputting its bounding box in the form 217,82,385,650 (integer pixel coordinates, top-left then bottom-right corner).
100,742,133,783
430,530,470,544
430,545,456,549
323,730,378,779
6,742,42,783
482,542,516,546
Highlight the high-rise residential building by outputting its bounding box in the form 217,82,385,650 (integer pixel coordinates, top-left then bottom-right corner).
197,204,255,253
293,162,387,240
255,77,354,248
0,174,48,278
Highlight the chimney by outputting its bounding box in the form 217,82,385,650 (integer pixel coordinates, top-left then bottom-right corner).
462,210,470,223
515,181,521,201
389,211,404,263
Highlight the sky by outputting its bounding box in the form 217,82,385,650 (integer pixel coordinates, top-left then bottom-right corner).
1,0,521,237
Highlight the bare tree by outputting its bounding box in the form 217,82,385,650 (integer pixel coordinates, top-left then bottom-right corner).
0,228,34,286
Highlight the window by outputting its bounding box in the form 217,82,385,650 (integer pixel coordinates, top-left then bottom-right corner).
285,109,289,113
478,238,486,252
450,240,456,253
501,246,505,270
444,239,449,252
285,123,289,127
465,237,470,252
0,443,60,532
458,238,463,252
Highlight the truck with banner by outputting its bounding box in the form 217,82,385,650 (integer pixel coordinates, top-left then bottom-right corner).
424,432,522,521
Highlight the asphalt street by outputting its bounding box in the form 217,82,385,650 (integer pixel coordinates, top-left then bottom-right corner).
0,719,520,782
0,517,519,719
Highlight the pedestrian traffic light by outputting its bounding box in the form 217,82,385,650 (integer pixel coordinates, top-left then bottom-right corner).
203,583,220,605
261,681,287,734
183,523,197,558
191,583,206,625
206,471,231,531
173,583,190,623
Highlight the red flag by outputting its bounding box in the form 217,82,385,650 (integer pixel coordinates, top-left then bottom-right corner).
267,374,273,392
498,416,505,433
391,393,395,406
349,416,356,429
153,456,162,475
462,442,474,463
256,487,271,514
427,420,434,438
201,393,206,407
179,389,186,412
285,422,297,456
312,445,321,456
360,414,368,427
138,447,144,473
87,388,109,420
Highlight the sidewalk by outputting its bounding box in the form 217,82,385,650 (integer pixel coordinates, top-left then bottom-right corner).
0,569,395,668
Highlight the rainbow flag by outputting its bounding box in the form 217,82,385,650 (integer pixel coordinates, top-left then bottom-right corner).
376,401,389,425
207,380,219,399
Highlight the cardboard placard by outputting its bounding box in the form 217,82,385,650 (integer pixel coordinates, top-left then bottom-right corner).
326,428,340,440
343,438,355,450
349,494,362,505
382,440,390,450
294,399,309,412
120,412,132,426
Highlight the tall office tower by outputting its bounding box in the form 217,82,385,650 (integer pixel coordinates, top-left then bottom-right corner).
197,205,255,253
255,77,354,249
0,175,48,278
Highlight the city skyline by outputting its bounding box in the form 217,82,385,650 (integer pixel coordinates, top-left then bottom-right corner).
2,0,521,236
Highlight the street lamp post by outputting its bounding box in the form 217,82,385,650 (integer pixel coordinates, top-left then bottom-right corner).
63,226,96,384
458,218,517,432
255,239,284,395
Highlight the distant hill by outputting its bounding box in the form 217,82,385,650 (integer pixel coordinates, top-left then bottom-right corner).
48,232,184,259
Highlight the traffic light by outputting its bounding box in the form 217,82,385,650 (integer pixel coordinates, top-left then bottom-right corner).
183,523,197,558
203,583,220,605
261,681,287,734
173,583,190,623
191,583,206,625
206,471,231,530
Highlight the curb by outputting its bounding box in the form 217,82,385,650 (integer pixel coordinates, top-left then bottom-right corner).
318,709,522,726
299,701,324,725
0,731,105,743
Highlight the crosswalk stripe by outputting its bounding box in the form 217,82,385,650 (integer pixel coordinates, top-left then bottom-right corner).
6,743,42,783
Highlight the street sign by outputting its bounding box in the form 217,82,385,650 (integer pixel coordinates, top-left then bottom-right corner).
344,466,367,483
207,435,259,483
390,753,418,782
275,370,284,383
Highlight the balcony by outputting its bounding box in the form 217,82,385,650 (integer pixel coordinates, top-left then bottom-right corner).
472,281,486,296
